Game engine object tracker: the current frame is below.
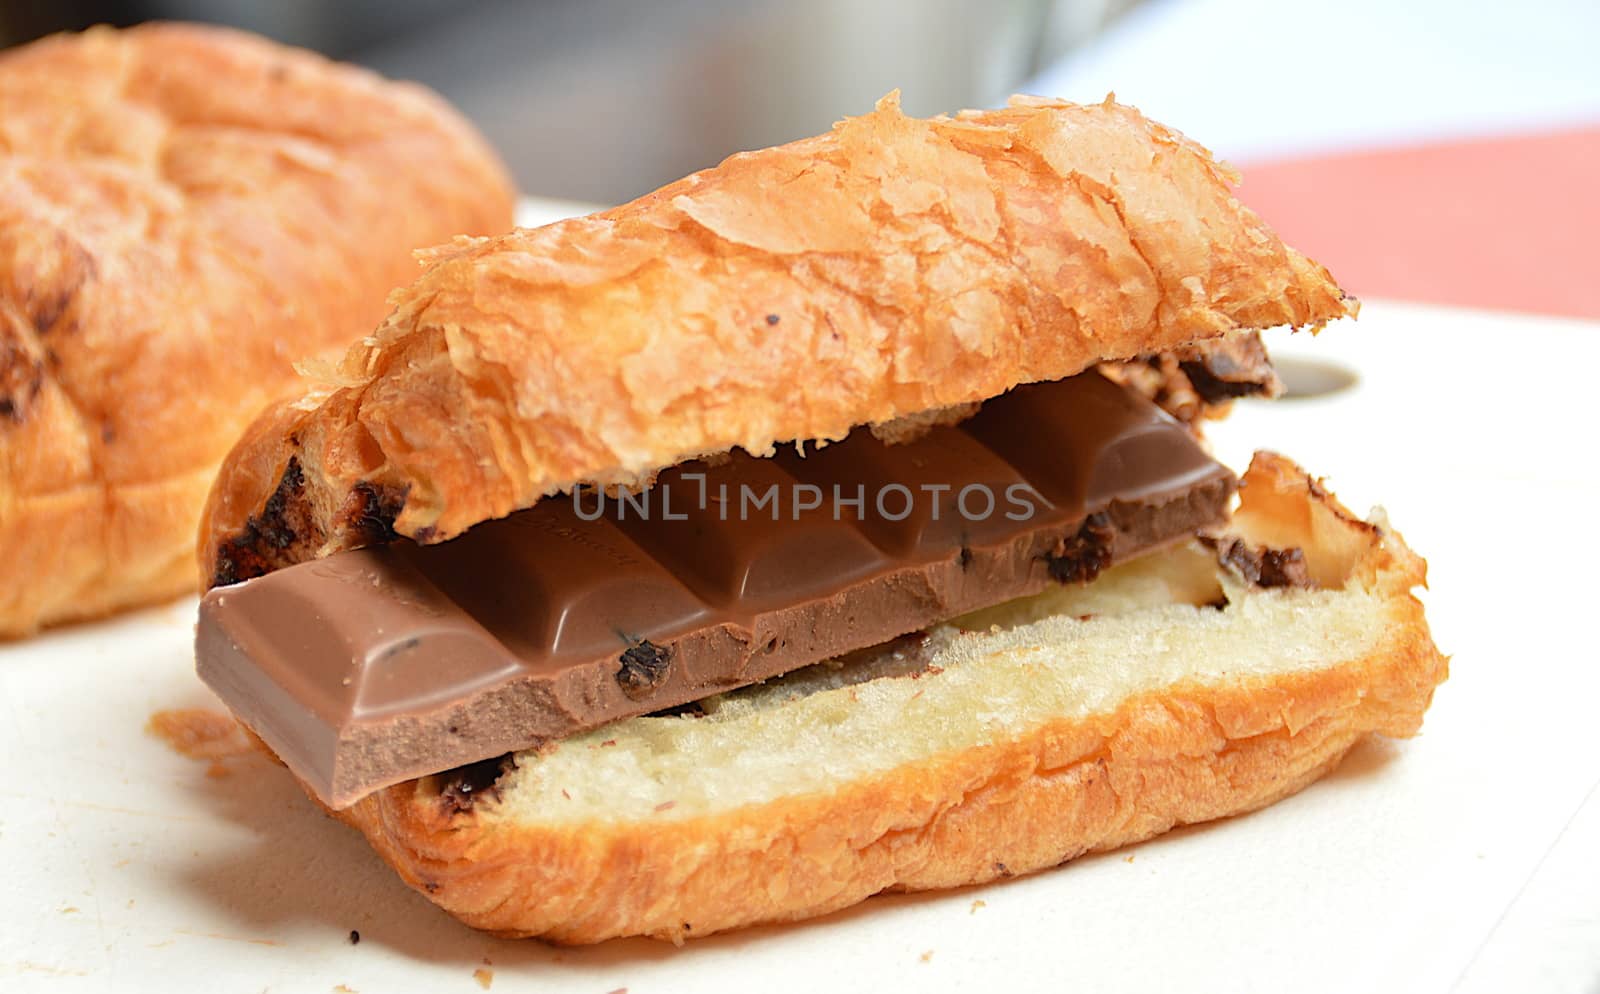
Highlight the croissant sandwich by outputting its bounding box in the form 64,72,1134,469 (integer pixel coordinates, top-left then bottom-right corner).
0,23,515,636
194,93,1446,943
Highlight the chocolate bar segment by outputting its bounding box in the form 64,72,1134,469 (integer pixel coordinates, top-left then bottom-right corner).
197,372,1236,808
608,457,892,611
774,426,1045,556
398,502,714,660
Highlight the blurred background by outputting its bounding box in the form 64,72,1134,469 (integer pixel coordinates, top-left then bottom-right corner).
3,0,1597,317
0,0,1145,205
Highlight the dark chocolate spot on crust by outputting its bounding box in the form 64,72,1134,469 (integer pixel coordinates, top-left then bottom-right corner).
958,546,973,570
1180,358,1272,403
345,480,406,545
24,234,97,337
209,546,254,589
1042,512,1115,585
348,930,360,945
211,458,310,587
765,313,781,326
259,459,307,550
1178,330,1280,404
617,640,673,701
1101,331,1279,424
1211,538,1314,589
994,861,1014,878
437,753,515,814
211,473,409,590
0,333,45,425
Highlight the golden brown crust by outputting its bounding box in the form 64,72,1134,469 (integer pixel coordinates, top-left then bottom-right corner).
330,454,1446,943
0,23,515,636
199,93,1354,585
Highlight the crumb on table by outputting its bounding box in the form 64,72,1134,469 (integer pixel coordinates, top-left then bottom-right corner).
147,708,253,760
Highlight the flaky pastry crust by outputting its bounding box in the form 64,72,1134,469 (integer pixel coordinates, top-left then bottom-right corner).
0,23,514,636
199,93,1354,585
327,454,1445,942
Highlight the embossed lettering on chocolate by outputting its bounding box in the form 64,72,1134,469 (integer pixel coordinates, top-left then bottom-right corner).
196,372,1235,808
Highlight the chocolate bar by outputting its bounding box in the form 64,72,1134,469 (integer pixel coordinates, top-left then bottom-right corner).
197,372,1235,807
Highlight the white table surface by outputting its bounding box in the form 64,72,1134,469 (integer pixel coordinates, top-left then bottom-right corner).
4,229,1597,990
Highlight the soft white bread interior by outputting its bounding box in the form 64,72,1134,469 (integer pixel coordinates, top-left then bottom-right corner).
334,452,1447,942
199,93,1353,584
